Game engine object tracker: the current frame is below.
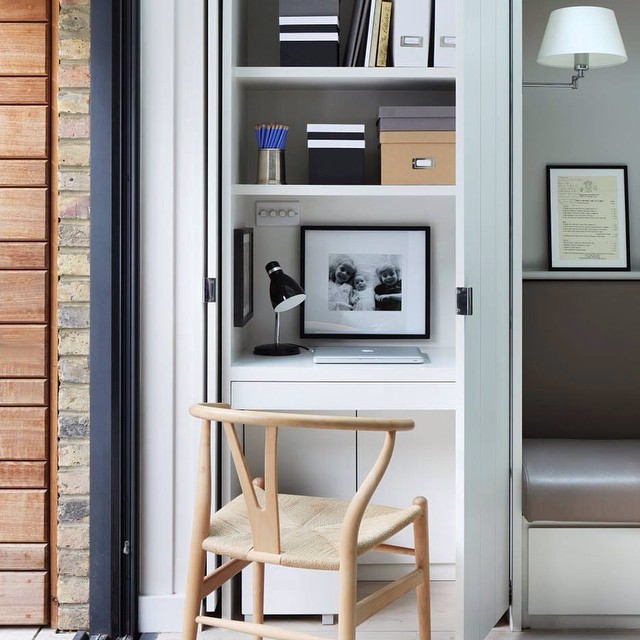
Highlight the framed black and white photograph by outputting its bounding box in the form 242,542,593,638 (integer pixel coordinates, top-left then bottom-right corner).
233,228,254,327
548,165,630,271
300,226,430,338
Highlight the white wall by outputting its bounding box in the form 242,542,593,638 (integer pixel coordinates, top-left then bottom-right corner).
139,0,208,632
522,0,640,269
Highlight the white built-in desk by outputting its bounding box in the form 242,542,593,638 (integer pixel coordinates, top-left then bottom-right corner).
228,347,457,411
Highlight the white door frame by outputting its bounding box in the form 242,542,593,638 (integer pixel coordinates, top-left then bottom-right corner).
138,0,210,632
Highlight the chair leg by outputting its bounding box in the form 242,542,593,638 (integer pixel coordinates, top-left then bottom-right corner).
253,561,265,640
181,547,205,640
338,557,358,640
413,496,431,640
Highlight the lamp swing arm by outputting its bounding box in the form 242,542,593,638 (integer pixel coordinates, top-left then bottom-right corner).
523,61,587,90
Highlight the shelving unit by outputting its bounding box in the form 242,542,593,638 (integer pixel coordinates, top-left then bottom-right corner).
219,0,460,621
213,1,512,636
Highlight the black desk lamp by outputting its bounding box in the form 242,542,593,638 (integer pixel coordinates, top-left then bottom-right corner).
254,261,306,356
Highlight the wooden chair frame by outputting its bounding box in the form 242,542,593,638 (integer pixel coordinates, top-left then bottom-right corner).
182,402,431,640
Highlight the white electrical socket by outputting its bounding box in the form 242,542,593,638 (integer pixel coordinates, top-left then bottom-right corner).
255,201,300,226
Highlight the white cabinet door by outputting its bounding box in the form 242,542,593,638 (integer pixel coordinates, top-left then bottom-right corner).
459,0,511,637
356,410,456,581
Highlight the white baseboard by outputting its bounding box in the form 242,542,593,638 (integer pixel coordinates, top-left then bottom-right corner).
527,615,640,630
138,594,185,633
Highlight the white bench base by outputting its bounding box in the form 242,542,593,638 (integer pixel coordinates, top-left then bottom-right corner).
523,520,640,628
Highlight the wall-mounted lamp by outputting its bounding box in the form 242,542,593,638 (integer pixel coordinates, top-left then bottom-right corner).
524,6,627,90
254,261,306,356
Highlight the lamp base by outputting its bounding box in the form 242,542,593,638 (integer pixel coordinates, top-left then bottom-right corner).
253,343,300,356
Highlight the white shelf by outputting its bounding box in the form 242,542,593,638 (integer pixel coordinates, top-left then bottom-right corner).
523,270,640,280
234,66,456,89
233,184,457,197
228,346,456,384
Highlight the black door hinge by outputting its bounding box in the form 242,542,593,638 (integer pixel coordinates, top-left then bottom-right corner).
456,287,473,316
203,277,217,303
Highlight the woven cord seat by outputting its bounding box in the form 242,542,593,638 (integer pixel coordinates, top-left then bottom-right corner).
182,403,432,640
204,489,423,570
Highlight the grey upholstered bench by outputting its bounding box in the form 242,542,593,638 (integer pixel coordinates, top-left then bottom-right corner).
523,439,640,524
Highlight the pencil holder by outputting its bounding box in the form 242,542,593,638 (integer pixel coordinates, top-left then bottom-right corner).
256,148,286,185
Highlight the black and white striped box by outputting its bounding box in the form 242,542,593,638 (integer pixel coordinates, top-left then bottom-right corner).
307,124,365,185
279,0,339,66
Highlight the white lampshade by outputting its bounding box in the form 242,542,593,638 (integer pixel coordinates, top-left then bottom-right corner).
537,6,627,69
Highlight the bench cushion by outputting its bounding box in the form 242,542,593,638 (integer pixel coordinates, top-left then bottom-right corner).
523,439,640,523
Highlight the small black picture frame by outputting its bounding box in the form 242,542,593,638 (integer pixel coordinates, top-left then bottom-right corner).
234,228,254,327
547,165,630,271
300,225,430,338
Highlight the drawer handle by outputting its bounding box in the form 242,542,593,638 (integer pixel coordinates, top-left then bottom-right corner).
440,36,456,48
400,35,423,48
413,157,434,170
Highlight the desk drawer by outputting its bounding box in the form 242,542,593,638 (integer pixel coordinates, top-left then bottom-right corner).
231,381,456,410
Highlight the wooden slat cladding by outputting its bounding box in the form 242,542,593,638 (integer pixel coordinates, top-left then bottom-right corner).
0,462,46,488
0,78,48,104
0,490,46,542
0,24,47,75
0,160,47,187
0,408,47,459
0,107,47,157
0,189,48,240
0,543,47,570
0,243,48,269
0,271,47,322
0,571,47,624
0,1,48,22
0,325,47,377
0,379,47,406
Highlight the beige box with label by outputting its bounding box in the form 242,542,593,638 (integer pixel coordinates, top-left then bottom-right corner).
379,130,455,185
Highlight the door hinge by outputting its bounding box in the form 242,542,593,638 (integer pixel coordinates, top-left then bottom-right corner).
203,277,217,303
456,287,473,316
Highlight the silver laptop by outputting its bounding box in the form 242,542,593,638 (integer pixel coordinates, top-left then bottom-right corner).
312,346,426,364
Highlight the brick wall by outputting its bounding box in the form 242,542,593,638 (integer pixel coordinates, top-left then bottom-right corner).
55,0,90,630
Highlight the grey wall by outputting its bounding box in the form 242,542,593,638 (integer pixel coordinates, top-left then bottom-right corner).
522,0,640,269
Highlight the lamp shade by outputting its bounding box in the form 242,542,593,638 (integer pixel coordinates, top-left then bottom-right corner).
537,6,627,69
266,261,306,312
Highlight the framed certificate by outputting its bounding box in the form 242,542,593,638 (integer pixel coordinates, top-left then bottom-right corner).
547,165,630,271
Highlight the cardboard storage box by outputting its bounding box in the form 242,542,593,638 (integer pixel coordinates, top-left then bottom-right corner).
279,0,339,67
307,124,365,184
379,130,455,185
377,105,455,132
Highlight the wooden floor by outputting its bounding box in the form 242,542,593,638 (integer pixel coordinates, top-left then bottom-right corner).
144,581,640,640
